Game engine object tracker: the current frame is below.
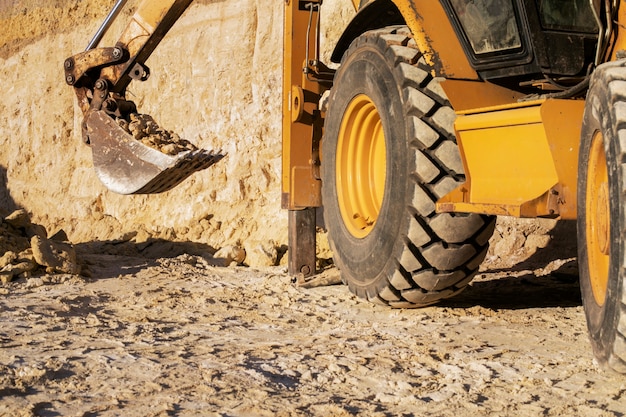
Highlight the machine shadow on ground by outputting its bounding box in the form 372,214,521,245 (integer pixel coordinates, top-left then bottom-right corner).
442,220,581,310
75,238,220,280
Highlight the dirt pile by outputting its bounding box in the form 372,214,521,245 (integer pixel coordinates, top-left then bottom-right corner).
119,113,200,156
0,209,79,284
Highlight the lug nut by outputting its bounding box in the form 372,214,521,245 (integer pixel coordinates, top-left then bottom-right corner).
94,79,107,90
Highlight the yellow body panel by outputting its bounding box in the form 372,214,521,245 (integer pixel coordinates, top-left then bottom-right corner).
392,0,478,79
437,99,585,219
441,79,525,112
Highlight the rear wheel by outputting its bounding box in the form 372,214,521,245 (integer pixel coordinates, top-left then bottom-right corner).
578,61,626,373
322,26,495,307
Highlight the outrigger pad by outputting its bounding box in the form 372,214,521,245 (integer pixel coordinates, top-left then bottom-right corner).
86,110,225,194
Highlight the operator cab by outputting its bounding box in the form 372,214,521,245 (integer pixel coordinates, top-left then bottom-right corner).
442,0,601,94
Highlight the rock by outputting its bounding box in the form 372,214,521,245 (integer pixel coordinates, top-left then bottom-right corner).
279,250,288,267
0,251,17,268
0,259,37,283
316,231,333,259
133,228,152,244
493,233,526,259
213,245,246,266
0,271,12,285
525,233,552,252
316,230,334,269
244,241,278,268
24,277,44,288
2,209,48,240
3,209,30,228
0,251,37,283
126,113,198,156
25,223,47,239
49,229,69,242
30,236,80,274
19,248,35,261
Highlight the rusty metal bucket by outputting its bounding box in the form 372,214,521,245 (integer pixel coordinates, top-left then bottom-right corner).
86,110,224,194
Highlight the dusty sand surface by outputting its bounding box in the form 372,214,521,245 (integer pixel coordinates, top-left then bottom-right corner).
1,219,626,417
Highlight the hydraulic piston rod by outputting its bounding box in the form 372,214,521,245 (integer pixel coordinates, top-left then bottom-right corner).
86,0,130,51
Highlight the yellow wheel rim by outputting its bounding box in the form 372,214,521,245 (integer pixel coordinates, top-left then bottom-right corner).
586,131,610,306
336,94,387,239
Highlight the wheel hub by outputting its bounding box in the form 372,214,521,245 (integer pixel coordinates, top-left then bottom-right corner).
336,94,386,239
586,131,610,306
596,181,610,256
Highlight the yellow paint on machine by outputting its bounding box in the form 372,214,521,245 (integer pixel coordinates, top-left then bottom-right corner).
437,99,585,219
281,0,324,209
392,0,478,79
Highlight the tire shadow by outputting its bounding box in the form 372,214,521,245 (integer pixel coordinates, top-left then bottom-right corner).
441,269,581,310
441,220,581,310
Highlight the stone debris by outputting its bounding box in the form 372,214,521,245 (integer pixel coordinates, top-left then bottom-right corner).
485,217,568,269
0,209,79,284
31,236,80,275
117,113,199,156
244,241,278,267
4,209,30,228
0,251,17,268
212,245,246,267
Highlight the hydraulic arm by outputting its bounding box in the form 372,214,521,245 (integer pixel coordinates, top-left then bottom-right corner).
64,0,223,194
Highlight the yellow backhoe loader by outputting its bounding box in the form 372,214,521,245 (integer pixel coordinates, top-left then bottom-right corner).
64,0,626,373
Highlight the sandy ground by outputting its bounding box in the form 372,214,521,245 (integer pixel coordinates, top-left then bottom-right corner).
1,221,626,417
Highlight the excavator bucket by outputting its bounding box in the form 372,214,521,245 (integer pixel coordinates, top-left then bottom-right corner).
86,110,224,194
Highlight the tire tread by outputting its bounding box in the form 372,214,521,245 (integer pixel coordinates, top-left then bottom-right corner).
580,61,626,373
327,26,495,308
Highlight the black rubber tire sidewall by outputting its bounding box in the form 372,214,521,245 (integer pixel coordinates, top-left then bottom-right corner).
322,40,409,293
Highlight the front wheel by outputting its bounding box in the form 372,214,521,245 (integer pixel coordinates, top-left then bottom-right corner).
322,26,495,307
578,61,626,373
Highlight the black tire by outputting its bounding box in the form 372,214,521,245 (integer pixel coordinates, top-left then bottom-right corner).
578,61,626,373
322,26,495,307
